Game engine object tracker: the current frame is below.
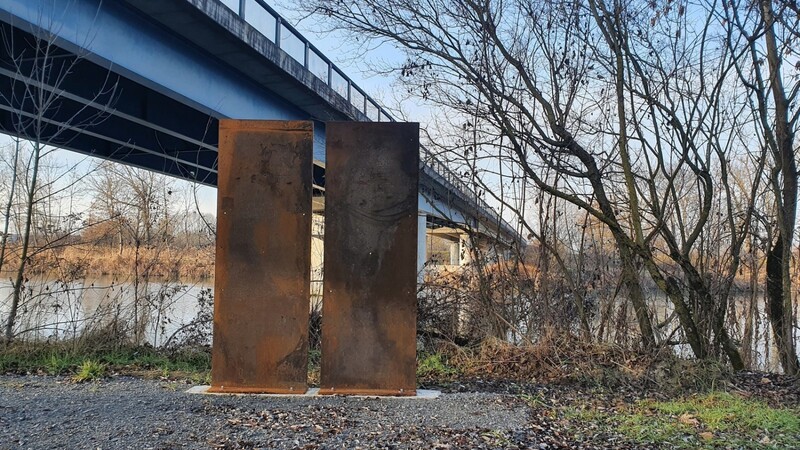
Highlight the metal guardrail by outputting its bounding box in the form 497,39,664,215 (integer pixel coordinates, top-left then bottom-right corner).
223,0,518,239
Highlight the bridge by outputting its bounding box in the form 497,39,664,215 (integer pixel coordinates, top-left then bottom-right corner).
0,0,522,271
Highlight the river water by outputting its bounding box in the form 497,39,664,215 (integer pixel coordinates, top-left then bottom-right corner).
0,274,212,347
1,274,797,372
644,289,798,373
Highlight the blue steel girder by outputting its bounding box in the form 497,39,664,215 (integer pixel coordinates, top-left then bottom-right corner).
0,0,305,120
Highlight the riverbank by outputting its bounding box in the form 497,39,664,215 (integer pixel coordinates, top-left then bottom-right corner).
16,244,216,280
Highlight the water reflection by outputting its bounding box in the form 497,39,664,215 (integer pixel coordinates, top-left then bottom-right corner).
629,290,796,373
0,274,212,347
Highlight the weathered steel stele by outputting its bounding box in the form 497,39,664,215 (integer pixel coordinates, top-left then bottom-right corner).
321,122,420,396
209,120,313,394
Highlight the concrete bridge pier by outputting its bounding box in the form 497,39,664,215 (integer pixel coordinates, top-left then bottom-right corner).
417,213,428,282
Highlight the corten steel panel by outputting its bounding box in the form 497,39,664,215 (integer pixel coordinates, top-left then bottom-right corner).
210,120,313,394
320,122,420,396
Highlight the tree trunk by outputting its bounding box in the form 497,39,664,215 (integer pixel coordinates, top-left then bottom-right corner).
766,239,799,373
616,236,655,349
761,0,799,375
4,142,41,342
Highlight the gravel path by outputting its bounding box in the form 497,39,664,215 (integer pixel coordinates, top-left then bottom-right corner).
0,376,540,450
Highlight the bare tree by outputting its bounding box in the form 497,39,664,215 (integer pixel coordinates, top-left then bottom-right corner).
722,0,800,374
302,0,800,371
0,135,22,275
0,12,117,343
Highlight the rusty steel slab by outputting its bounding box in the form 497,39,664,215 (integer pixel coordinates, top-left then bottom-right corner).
320,122,420,396
210,120,313,394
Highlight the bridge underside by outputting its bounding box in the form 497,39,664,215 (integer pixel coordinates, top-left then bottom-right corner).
0,22,330,190
0,0,520,249
0,23,220,184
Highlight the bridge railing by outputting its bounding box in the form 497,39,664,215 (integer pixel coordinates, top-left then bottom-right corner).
222,0,518,239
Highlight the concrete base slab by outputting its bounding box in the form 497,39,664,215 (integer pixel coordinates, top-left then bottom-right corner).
186,385,441,399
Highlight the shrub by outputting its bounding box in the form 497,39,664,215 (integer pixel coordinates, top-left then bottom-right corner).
73,360,106,382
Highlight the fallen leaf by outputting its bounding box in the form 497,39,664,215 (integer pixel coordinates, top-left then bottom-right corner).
679,413,699,426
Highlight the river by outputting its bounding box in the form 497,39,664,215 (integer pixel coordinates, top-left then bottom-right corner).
1,274,797,372
0,274,212,347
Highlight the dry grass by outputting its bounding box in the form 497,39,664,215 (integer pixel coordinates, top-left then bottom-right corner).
451,334,635,383
23,244,215,279
427,332,730,392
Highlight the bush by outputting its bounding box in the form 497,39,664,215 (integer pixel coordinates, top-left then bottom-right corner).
417,353,459,381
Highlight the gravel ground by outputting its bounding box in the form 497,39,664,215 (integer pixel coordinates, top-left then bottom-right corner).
0,376,542,450
10,373,790,449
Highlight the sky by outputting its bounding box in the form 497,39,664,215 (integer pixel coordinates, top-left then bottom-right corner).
0,0,414,217
270,0,425,119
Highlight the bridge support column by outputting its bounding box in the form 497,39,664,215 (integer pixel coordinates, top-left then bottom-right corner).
418,213,428,281
459,234,472,266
